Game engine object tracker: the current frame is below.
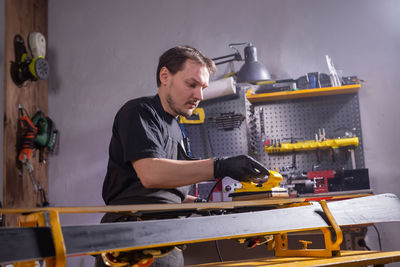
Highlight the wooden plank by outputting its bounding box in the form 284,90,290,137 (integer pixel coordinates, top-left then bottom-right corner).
0,193,371,215
0,194,399,264
186,250,400,267
233,192,371,201
3,0,48,226
246,84,360,103
0,198,308,214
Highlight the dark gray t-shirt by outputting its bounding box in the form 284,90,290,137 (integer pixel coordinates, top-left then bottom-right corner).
102,94,190,205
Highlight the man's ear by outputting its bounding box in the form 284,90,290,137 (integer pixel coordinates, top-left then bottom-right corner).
159,66,169,86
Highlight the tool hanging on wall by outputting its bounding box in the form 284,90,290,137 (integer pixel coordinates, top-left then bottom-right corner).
179,108,207,157
332,128,358,169
18,106,48,206
179,108,205,124
209,112,245,131
264,136,359,154
11,32,49,86
19,105,58,162
18,105,58,206
246,104,258,155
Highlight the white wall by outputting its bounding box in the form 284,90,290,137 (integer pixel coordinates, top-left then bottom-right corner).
48,0,400,266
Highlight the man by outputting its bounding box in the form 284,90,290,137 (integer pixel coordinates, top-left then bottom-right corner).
96,45,269,267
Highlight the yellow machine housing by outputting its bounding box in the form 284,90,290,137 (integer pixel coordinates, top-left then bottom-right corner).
234,170,284,193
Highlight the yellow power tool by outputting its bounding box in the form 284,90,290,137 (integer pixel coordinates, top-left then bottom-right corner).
229,170,288,198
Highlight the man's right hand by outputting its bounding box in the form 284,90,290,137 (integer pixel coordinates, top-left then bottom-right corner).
213,155,269,182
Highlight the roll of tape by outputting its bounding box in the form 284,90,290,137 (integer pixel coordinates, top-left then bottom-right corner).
203,77,236,101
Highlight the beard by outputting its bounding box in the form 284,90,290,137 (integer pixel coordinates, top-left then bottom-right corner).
166,93,194,117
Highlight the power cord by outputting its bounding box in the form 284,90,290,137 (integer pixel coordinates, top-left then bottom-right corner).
206,178,224,262
206,178,223,202
206,209,224,262
373,225,383,251
357,239,371,251
358,225,383,251
185,179,225,260
201,126,225,261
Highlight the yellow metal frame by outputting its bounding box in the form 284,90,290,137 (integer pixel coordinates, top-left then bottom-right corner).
3,195,375,266
274,200,343,257
16,211,66,267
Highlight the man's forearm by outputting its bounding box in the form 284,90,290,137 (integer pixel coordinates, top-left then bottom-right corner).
132,158,214,188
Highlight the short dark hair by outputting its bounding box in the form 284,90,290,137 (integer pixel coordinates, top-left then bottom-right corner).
156,45,216,87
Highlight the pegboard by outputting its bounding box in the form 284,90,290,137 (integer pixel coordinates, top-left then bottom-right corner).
185,88,248,158
186,86,365,174
246,91,365,172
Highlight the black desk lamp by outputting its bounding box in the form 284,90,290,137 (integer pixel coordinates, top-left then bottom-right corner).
212,43,271,84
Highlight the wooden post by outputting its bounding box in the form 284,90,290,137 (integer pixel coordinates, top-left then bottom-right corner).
3,0,48,226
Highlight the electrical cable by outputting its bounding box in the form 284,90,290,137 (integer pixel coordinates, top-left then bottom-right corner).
194,122,224,261
373,225,383,251
215,243,223,262
206,178,223,202
209,216,223,262
205,179,224,262
205,126,225,261
357,239,371,251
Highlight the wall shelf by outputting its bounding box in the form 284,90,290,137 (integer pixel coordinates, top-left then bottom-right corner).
246,84,361,103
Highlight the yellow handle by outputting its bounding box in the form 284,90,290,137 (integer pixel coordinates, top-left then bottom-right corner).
265,137,359,154
179,108,205,124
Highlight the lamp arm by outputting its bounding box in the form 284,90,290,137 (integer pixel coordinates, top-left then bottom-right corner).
212,52,242,65
212,52,240,61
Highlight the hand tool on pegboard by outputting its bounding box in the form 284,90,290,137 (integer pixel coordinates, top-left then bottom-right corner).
179,108,206,157
209,112,245,131
179,107,212,157
179,108,205,125
259,107,267,154
247,103,258,155
332,128,358,169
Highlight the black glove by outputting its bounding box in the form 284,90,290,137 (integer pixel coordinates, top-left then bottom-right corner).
213,155,269,182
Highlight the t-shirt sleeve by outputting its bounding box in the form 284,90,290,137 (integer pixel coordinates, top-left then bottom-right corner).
116,104,166,162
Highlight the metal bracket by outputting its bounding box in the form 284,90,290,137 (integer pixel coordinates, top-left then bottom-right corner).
274,200,343,257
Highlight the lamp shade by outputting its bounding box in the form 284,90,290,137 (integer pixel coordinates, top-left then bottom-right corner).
236,44,271,83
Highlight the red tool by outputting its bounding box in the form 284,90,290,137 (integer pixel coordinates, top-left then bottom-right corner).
307,170,335,194
18,113,37,162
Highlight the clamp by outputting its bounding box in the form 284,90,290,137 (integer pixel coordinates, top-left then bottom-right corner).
273,200,343,257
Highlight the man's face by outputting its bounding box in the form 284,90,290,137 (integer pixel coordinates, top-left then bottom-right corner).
163,59,209,117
